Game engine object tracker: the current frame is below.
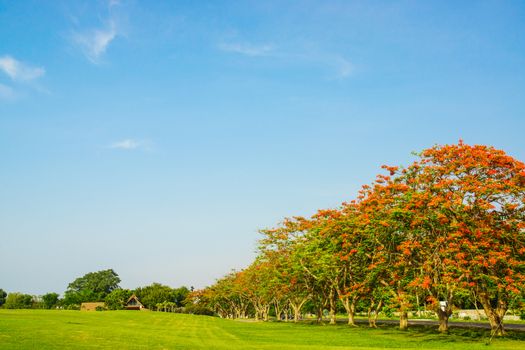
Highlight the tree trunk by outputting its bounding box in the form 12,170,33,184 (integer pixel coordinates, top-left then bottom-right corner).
290,304,302,322
416,294,421,317
342,296,357,326
328,288,337,325
293,307,300,322
316,307,323,323
367,299,381,328
240,303,248,319
290,299,307,323
399,311,408,330
398,289,409,330
275,309,282,321
478,292,507,336
274,301,282,321
264,305,270,321
367,298,377,328
329,307,336,325
231,302,240,319
367,307,374,328
436,308,450,333
485,309,506,336
372,300,382,327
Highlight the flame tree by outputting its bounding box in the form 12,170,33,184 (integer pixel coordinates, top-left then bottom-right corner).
196,142,525,336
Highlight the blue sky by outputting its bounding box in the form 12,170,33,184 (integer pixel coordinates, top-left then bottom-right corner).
1,0,524,295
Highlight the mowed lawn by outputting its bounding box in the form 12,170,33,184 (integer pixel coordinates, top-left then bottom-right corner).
1,310,525,350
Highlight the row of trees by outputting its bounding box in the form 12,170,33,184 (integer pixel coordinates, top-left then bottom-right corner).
0,288,60,309
1,270,191,312
63,269,192,311
194,142,525,336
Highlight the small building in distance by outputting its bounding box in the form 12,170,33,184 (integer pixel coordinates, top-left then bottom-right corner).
80,302,106,311
125,294,146,310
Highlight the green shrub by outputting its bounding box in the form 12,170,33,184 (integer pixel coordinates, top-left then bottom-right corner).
4,293,33,309
184,304,214,316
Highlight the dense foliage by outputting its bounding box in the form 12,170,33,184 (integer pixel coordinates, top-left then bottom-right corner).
104,289,134,310
135,283,190,310
0,289,6,307
3,293,34,309
63,269,121,306
196,142,525,336
41,293,60,309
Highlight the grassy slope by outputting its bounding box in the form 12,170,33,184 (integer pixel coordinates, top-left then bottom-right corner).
0,310,524,349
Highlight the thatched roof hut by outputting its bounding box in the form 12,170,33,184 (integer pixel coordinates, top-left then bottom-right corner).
125,294,146,310
80,302,106,311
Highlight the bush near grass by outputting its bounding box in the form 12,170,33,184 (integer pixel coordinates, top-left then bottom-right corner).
180,304,214,316
3,293,33,309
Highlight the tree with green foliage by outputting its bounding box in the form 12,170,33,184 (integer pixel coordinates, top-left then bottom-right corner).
203,272,249,318
63,269,121,307
135,283,173,310
241,260,276,321
405,142,525,335
42,293,60,309
171,287,190,307
293,208,368,325
105,289,133,310
63,289,99,307
0,289,7,307
260,221,310,322
4,293,33,309
184,289,215,315
291,222,335,324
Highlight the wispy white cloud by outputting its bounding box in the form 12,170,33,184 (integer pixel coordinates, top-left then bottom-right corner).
218,42,274,57
0,55,45,82
0,56,46,100
72,21,117,63
109,139,148,150
69,0,125,64
217,39,354,79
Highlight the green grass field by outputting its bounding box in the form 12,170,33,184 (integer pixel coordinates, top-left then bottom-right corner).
1,310,524,349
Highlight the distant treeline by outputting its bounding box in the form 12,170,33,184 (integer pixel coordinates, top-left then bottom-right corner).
0,290,59,310
0,269,208,314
